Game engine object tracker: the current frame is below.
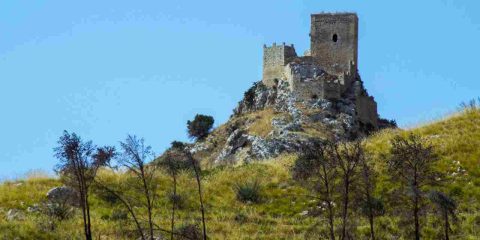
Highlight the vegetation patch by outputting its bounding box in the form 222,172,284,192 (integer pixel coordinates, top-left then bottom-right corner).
0,110,479,239
246,108,283,138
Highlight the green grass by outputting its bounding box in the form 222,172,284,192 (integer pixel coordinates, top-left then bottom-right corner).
1,109,480,239
365,108,480,239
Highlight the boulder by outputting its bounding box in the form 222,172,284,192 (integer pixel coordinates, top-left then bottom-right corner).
46,186,78,206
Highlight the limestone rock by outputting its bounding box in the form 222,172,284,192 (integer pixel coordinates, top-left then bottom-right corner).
216,129,249,162
193,74,392,164
27,204,41,213
46,186,78,206
6,209,24,221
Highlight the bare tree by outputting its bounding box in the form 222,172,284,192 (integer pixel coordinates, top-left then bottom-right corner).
94,180,147,240
292,141,338,240
328,141,363,240
54,131,115,240
358,151,383,240
428,191,457,240
186,151,207,240
158,141,189,240
169,142,208,240
388,134,440,240
117,135,158,240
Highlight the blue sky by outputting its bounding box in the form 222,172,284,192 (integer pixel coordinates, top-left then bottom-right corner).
1,0,479,178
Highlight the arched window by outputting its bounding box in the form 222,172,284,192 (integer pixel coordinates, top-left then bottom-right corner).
332,34,338,42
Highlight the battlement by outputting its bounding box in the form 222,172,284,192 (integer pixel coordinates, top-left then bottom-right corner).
262,43,297,87
263,42,295,49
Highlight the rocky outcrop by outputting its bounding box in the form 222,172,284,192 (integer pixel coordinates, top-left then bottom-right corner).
216,129,249,162
186,73,394,164
46,186,78,206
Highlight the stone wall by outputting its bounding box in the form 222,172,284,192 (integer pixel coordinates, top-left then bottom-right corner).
284,62,323,100
262,43,297,87
355,95,378,128
284,62,341,101
321,76,342,100
310,13,358,80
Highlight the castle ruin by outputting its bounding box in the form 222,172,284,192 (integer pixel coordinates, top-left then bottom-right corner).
262,13,378,129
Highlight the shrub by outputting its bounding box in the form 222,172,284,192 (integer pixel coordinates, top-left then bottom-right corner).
377,118,398,129
234,181,262,203
458,97,480,111
234,213,248,223
243,82,266,109
187,114,214,140
35,200,74,232
169,193,185,209
176,224,202,240
93,187,119,205
171,140,186,150
41,202,74,221
244,84,257,109
110,209,128,221
359,197,385,217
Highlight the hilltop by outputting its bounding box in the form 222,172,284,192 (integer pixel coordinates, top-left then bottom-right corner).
185,79,394,166
178,13,396,166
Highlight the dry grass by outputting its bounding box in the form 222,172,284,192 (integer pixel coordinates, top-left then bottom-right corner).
191,108,287,166
1,109,480,239
245,108,283,138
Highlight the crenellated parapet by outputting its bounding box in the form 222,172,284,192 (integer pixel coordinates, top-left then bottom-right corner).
262,43,297,87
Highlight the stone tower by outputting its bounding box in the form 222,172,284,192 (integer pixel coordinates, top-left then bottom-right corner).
262,43,297,87
259,13,378,129
310,13,358,84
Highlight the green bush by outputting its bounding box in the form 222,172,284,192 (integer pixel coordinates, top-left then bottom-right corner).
110,209,128,221
187,114,214,140
176,224,202,240
243,82,266,109
42,202,74,221
234,181,262,204
169,193,185,209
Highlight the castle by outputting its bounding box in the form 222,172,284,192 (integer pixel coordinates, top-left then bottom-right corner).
262,13,378,129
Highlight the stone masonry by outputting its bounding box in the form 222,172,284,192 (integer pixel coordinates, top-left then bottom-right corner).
262,43,297,87
261,13,378,128
310,13,358,82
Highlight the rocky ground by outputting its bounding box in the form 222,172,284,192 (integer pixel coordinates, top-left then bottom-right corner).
185,75,395,165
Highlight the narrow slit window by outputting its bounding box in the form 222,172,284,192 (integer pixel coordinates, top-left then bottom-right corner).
332,34,338,42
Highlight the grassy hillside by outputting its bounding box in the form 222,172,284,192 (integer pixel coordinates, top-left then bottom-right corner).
1,109,479,239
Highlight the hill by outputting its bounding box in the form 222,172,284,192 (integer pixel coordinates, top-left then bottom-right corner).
0,108,479,239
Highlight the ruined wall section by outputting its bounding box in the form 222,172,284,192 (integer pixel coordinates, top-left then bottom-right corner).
262,43,297,87
310,13,358,88
284,62,341,101
351,80,378,128
356,95,378,128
